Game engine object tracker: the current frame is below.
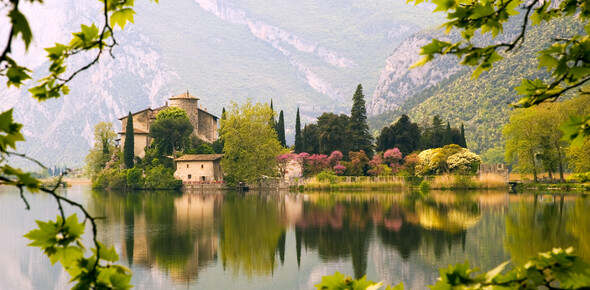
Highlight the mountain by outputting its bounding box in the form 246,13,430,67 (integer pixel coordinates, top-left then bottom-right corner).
368,16,584,155
1,0,443,169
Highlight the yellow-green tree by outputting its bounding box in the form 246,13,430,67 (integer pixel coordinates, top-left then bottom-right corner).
220,100,282,184
84,122,117,177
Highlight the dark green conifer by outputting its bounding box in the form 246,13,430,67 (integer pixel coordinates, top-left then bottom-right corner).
443,121,452,145
277,110,286,147
460,123,467,148
124,111,135,168
348,84,373,157
294,107,302,152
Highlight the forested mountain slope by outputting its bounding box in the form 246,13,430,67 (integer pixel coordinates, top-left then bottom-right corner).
369,17,583,155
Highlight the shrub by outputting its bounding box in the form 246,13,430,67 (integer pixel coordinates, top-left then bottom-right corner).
419,180,430,192
126,167,144,189
144,165,182,190
316,170,339,184
453,175,477,189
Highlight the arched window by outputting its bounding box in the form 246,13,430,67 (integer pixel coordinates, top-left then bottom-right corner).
187,164,189,168
201,164,204,169
188,174,192,179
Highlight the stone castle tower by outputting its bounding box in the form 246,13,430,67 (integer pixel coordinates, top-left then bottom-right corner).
169,91,200,138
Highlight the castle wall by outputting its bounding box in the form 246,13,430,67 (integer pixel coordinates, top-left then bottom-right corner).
197,110,217,143
174,159,223,182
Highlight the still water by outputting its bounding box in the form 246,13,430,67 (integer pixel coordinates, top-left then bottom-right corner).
1,185,589,289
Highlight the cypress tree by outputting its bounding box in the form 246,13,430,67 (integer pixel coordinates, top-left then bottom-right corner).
221,107,226,120
443,121,452,145
460,123,467,148
348,84,373,157
124,112,135,169
277,110,286,147
269,99,275,129
294,107,302,153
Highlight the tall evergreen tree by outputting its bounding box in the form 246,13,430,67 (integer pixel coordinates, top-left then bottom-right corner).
124,111,135,169
277,110,286,147
443,121,452,145
460,123,467,148
269,99,275,129
294,107,302,153
348,84,373,157
221,107,226,120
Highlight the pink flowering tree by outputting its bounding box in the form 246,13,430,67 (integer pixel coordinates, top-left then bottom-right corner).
328,151,343,167
333,163,346,175
367,154,384,176
276,153,296,178
307,154,330,175
384,148,403,174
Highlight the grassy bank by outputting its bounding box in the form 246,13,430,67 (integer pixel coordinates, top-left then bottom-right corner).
427,173,508,190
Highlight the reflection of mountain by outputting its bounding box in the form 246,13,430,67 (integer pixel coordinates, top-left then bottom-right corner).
91,191,222,283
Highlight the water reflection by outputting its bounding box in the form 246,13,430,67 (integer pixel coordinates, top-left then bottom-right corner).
5,186,587,289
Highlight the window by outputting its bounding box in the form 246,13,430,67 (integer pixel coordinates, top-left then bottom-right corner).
201,164,204,169
188,174,192,179
187,164,189,168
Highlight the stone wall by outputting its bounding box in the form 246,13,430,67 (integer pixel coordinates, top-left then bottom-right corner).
197,109,217,143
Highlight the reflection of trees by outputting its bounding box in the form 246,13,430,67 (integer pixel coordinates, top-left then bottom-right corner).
220,195,286,278
90,191,220,283
505,195,584,265
296,202,372,279
567,197,590,259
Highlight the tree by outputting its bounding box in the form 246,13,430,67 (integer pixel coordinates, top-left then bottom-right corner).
149,107,194,156
459,123,467,148
0,0,142,287
84,122,117,176
220,100,282,184
503,108,543,182
376,114,421,156
443,122,452,146
124,111,135,169
317,113,350,156
301,123,320,154
410,0,590,143
277,110,286,147
348,84,373,158
295,107,302,153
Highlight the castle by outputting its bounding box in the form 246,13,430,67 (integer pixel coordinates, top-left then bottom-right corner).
118,92,218,158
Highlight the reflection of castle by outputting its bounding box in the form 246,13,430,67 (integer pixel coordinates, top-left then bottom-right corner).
117,193,222,283
118,92,218,158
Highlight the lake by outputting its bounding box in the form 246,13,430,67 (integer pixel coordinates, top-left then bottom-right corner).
1,185,589,289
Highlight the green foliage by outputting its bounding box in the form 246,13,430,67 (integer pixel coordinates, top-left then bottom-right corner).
315,272,403,290
277,110,286,147
123,112,135,169
419,180,430,192
316,170,339,184
84,122,117,177
409,0,590,142
24,214,132,289
376,114,421,156
220,100,283,184
295,107,302,153
321,248,590,289
349,84,374,158
150,107,194,156
126,167,144,189
144,165,183,190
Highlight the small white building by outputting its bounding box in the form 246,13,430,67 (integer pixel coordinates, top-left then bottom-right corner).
173,154,224,183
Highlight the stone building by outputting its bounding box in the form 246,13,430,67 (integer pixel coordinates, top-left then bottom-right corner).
119,92,218,158
173,154,224,182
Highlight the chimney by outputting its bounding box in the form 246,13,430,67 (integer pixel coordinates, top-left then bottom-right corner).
205,107,207,112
